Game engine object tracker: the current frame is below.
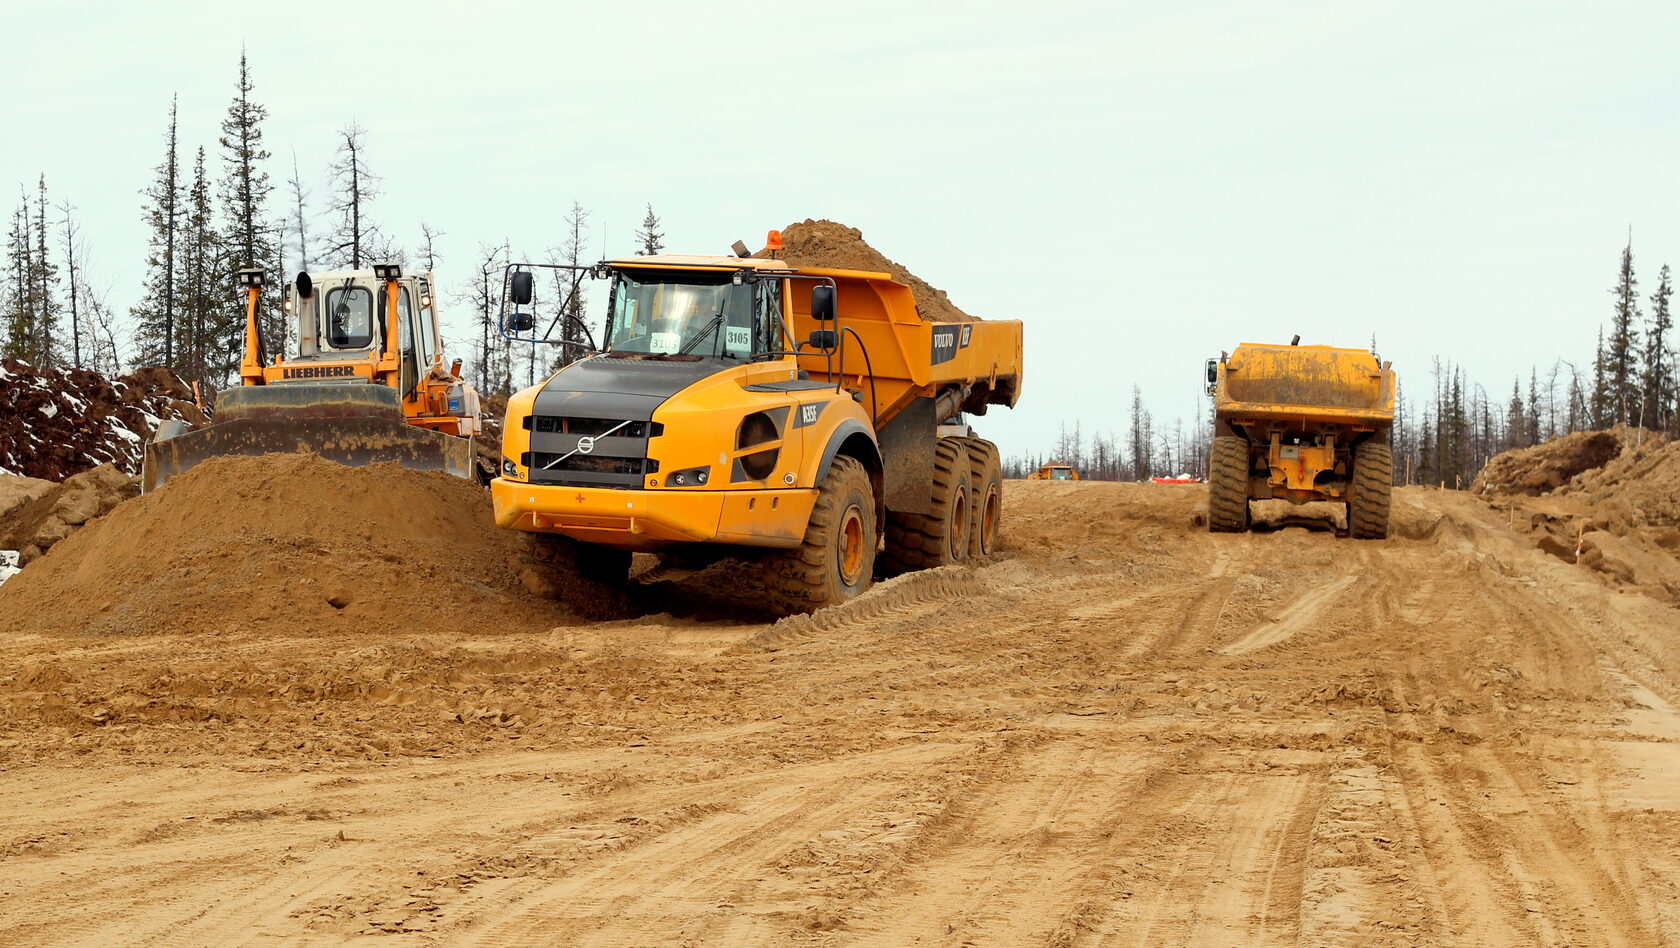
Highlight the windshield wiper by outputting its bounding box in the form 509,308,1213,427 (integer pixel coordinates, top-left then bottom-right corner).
677,313,726,357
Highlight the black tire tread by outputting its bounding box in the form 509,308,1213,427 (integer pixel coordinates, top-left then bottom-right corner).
762,455,877,614
1208,436,1251,533
1349,441,1393,540
959,437,1003,557
882,438,972,573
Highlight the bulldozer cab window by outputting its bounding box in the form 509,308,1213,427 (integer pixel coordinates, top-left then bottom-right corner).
377,287,417,356
324,286,375,350
607,270,757,359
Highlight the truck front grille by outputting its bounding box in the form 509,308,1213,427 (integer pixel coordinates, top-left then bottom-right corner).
525,414,658,489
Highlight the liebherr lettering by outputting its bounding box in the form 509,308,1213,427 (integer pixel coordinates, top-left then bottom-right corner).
281,365,358,379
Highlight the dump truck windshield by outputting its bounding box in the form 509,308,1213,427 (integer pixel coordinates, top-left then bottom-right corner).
606,270,762,359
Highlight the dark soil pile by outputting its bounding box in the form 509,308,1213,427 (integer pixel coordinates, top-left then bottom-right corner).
0,359,208,481
1470,430,1626,496
0,453,567,637
0,464,137,565
761,219,978,323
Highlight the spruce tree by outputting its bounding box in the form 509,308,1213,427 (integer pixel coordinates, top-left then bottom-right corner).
132,96,183,369
219,51,276,369
1606,238,1641,426
1643,263,1673,432
3,196,33,361
180,147,221,382
634,203,664,255
31,176,59,367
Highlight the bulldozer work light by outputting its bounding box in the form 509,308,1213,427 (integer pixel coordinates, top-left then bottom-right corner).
373,263,402,281
236,268,266,288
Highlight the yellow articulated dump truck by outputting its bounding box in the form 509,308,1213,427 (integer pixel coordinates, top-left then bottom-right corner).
1205,340,1395,538
1029,463,1079,481
491,243,1023,615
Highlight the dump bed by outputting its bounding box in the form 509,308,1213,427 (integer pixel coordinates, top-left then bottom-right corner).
784,266,1023,427
1215,343,1394,428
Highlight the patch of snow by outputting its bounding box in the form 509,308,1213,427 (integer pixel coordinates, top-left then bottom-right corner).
40,401,58,418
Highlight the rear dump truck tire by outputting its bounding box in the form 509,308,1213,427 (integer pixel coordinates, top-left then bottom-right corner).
762,454,878,615
1349,440,1393,540
882,438,972,573
1208,436,1251,533
519,532,634,619
962,437,1003,557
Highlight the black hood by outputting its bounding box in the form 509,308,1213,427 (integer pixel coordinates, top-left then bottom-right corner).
524,355,732,489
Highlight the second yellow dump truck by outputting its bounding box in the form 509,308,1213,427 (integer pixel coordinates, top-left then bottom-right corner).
492,245,1023,615
1205,340,1395,538
1030,463,1079,481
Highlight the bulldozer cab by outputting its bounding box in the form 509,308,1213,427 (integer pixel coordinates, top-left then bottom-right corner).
286,270,441,386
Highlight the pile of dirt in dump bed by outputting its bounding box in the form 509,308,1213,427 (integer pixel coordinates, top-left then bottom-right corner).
0,359,208,481
0,453,566,637
1470,429,1630,495
761,219,977,323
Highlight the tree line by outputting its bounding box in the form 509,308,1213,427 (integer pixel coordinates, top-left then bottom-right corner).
1009,236,1679,487
0,50,670,400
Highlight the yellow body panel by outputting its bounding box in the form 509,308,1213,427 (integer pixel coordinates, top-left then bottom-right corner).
1212,342,1395,504
492,477,817,551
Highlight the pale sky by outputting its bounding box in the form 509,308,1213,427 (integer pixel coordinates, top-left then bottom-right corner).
4,0,1678,459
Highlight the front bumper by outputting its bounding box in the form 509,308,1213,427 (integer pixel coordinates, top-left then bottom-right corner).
492,478,817,551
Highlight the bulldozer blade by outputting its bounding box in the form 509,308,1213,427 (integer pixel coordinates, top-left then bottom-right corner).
141,415,475,492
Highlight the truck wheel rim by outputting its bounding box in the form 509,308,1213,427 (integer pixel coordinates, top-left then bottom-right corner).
980,487,999,552
950,489,969,558
838,505,867,586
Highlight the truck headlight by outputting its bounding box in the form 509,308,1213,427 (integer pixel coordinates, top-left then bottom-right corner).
666,466,710,487
502,458,521,480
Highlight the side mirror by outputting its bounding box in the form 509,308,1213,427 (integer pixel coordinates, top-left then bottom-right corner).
811,284,836,321
808,328,837,350
1205,359,1218,385
509,312,536,333
510,271,535,306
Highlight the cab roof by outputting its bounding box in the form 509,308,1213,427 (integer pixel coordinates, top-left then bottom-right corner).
610,253,893,283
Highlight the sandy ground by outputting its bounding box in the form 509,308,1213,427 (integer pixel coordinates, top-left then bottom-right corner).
2,480,1679,946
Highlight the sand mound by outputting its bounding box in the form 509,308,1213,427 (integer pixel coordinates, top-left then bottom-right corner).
1470,430,1626,495
0,453,565,637
0,359,208,481
762,219,977,323
1563,434,1680,528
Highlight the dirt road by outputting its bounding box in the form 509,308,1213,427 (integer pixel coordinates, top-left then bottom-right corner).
2,480,1678,946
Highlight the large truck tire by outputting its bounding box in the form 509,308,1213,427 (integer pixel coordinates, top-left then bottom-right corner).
762,455,878,614
519,532,633,619
961,437,1003,557
882,438,972,573
1349,440,1393,540
1208,436,1251,533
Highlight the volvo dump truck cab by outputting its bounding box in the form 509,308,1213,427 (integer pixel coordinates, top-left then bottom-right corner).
492,246,1022,615
1205,341,1394,538
142,265,482,491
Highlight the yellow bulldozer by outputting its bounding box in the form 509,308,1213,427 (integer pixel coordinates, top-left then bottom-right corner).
142,265,482,491
1205,339,1395,538
490,235,1023,615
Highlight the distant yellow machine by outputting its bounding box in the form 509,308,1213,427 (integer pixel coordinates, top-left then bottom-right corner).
492,236,1024,615
1205,340,1395,538
1030,463,1079,481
